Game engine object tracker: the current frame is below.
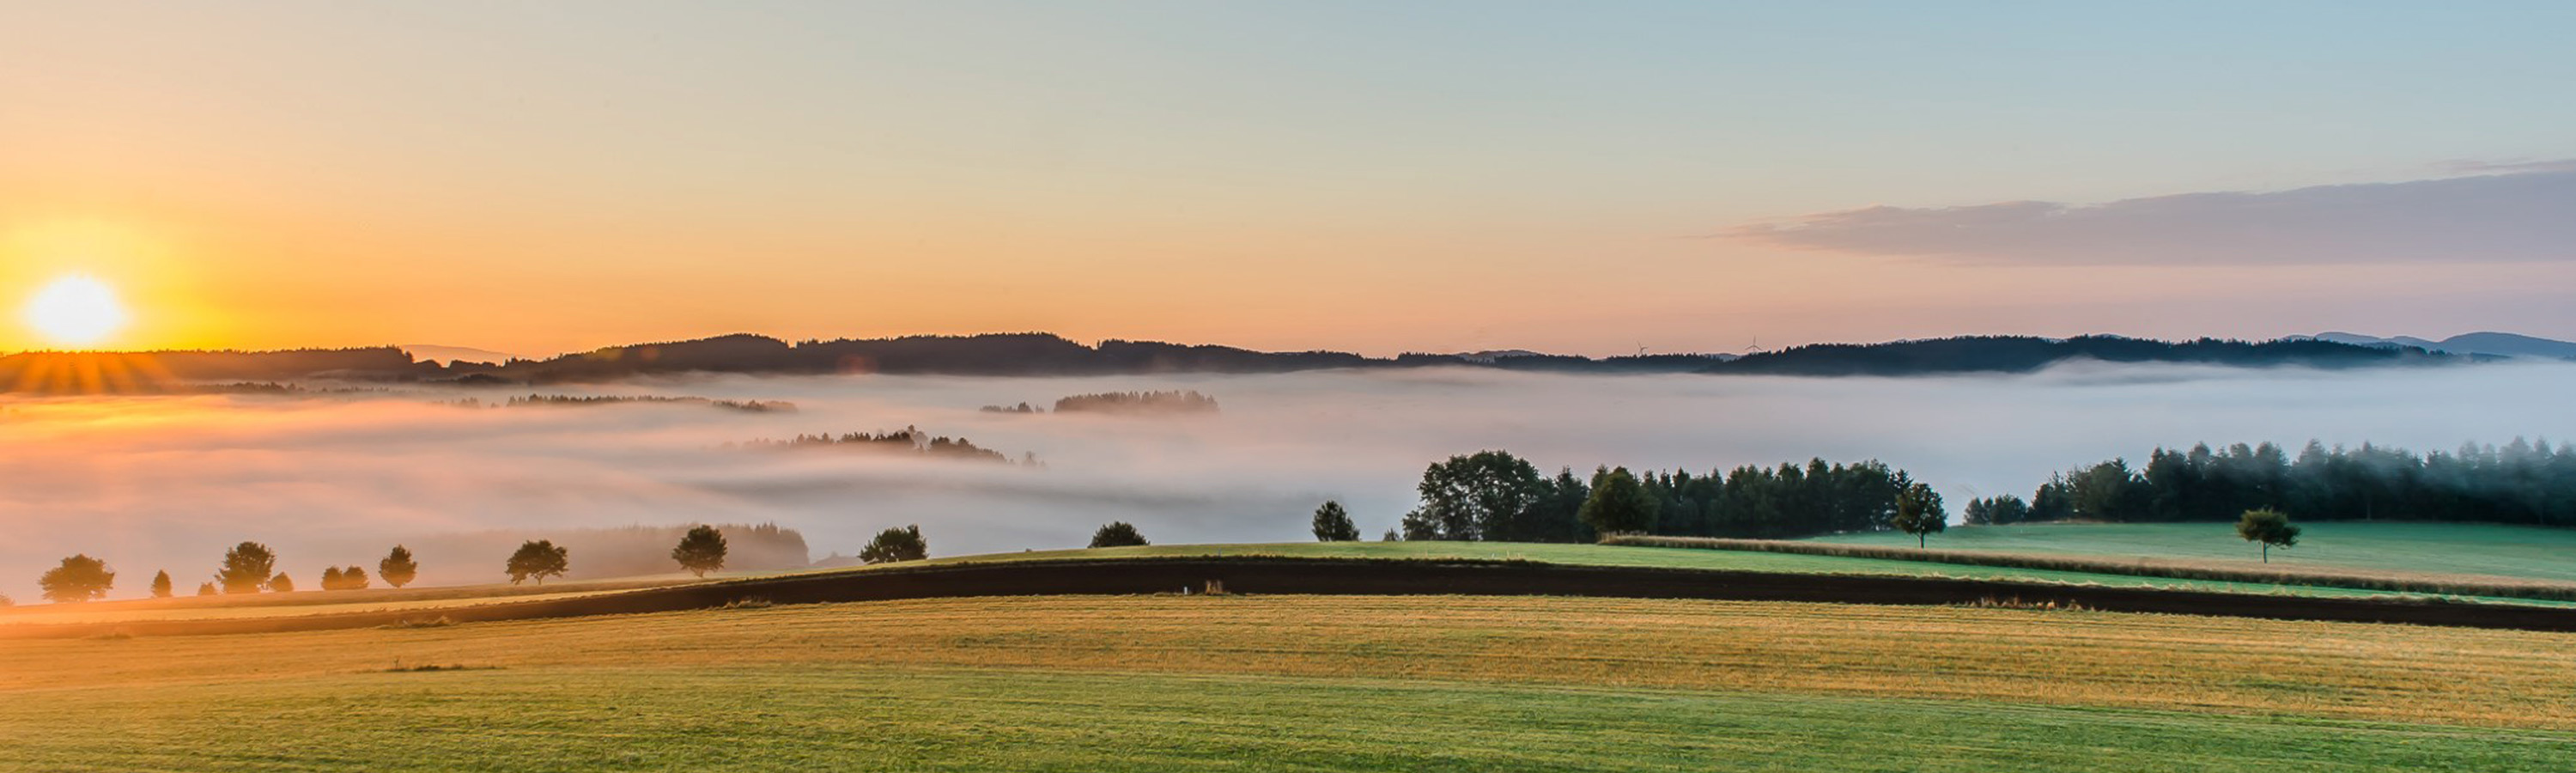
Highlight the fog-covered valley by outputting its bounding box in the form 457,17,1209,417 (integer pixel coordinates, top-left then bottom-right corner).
4,361,2572,600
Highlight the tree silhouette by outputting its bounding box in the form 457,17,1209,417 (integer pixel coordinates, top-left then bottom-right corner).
195,582,217,596
321,567,343,589
671,525,728,577
1578,467,1661,536
379,545,419,588
215,542,276,594
506,540,570,585
2237,508,2301,563
149,570,174,599
267,572,295,593
39,555,116,603
1089,521,1150,548
1310,501,1360,542
860,525,928,564
1892,483,1947,548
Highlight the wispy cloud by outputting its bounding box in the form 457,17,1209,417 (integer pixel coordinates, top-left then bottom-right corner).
1728,164,2576,265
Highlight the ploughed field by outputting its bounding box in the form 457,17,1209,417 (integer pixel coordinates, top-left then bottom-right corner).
3,594,2571,771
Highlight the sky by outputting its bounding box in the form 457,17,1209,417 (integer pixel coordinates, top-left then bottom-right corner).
4,1,2574,357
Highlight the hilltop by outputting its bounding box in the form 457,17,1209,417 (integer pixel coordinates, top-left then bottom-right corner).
0,332,2467,393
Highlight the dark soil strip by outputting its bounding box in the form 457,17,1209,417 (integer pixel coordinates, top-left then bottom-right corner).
10,557,2576,640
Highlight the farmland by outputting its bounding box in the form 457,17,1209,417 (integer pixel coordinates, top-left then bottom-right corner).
1811,521,2576,581
3,594,2572,771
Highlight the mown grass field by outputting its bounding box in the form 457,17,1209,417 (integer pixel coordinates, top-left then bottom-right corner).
14,534,2569,630
1811,521,2576,581
3,594,2571,771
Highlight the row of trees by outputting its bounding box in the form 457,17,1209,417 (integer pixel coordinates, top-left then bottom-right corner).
27,526,745,604
1965,439,2576,527
1376,451,1941,544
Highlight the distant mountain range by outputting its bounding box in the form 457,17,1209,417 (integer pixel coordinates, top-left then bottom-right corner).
0,332,2486,393
2303,332,2576,361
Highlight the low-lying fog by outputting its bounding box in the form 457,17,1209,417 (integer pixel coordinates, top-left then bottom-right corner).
6,362,2573,600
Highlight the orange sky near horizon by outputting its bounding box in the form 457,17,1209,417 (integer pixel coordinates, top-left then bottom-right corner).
8,3,2575,358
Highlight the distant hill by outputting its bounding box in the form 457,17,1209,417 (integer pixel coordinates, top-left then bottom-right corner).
2307,332,2576,361
399,344,529,366
0,332,2482,393
1700,335,2448,376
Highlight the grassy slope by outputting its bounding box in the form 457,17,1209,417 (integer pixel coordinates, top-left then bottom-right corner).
838,540,2574,606
3,595,2571,771
1811,521,2576,582
15,535,2569,629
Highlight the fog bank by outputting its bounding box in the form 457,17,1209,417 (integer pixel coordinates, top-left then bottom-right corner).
4,362,2572,600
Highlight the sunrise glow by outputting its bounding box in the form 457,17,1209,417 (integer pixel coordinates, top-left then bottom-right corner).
22,274,129,348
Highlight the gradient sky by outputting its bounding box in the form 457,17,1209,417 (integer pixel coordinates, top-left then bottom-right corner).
5,1,2574,356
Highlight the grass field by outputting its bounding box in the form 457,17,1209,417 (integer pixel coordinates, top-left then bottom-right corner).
843,539,2576,606
3,594,2571,771
1812,521,2576,581
14,535,2571,630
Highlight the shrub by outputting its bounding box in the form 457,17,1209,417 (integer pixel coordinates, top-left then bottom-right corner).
1090,521,1150,548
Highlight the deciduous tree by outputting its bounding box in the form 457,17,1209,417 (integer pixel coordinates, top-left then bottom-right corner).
149,570,173,599
1577,467,1659,536
2236,508,2301,563
671,525,728,577
379,545,419,588
39,555,116,603
1310,501,1360,542
506,540,570,585
1089,521,1150,548
860,525,927,564
216,542,277,594
1892,483,1947,548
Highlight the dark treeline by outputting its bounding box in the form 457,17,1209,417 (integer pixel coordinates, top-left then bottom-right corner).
1711,335,2449,376
0,332,2470,393
1968,439,2576,527
1054,390,1219,415
732,428,1030,465
981,390,1222,416
1394,451,1927,543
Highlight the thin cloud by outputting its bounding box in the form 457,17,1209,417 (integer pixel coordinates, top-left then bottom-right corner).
1728,164,2576,265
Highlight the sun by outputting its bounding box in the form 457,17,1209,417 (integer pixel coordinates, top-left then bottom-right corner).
25,274,131,348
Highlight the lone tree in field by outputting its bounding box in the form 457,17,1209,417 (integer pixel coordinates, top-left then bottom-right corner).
195,582,217,596
1090,521,1150,548
506,540,571,585
1578,466,1660,536
149,570,173,599
671,525,729,577
216,542,278,594
1892,483,1947,548
39,555,117,603
378,545,418,588
1311,501,1361,542
2237,508,2301,563
860,525,928,564
267,572,295,593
